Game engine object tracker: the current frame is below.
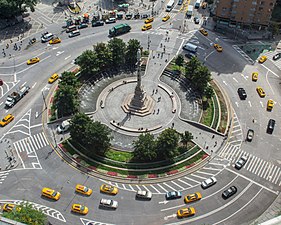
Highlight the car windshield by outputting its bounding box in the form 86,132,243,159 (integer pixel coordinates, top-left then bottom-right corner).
80,205,85,211
52,191,57,197
83,187,89,192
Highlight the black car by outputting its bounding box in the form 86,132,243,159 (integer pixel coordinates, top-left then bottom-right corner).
246,129,254,141
125,13,133,20
235,156,248,170
273,53,281,61
185,52,197,59
178,0,183,5
194,17,200,24
267,119,275,134
92,21,104,27
78,23,88,29
222,186,237,199
237,88,247,100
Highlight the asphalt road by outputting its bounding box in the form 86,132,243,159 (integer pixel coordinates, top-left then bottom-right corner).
0,2,280,225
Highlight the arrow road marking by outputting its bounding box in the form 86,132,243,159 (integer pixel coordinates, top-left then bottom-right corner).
223,80,228,86
159,200,169,204
164,214,177,220
56,51,64,56
248,101,252,107
80,218,115,225
260,101,264,107
235,102,239,107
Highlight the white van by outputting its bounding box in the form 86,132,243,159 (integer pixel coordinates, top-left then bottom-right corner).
41,33,54,42
57,119,70,133
68,30,80,38
183,42,198,53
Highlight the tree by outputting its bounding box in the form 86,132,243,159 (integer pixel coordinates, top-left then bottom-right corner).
180,131,193,148
69,112,92,146
175,54,184,68
0,0,38,18
108,38,126,69
133,133,157,162
191,65,212,93
125,39,141,69
85,121,111,155
93,42,111,71
55,85,79,118
204,85,214,99
59,71,80,89
156,128,180,160
70,113,111,157
184,57,201,79
3,202,47,225
75,50,99,76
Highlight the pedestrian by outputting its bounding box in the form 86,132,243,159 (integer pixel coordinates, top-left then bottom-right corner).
214,141,217,147
212,135,215,139
10,39,12,43
152,89,154,94
2,48,4,52
160,43,162,48
157,108,160,113
18,46,21,51
155,89,158,94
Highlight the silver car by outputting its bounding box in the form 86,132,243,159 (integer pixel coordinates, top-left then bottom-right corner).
136,190,152,200
201,177,217,189
100,198,118,209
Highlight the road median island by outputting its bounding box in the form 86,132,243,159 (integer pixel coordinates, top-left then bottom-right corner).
210,80,229,134
57,140,208,182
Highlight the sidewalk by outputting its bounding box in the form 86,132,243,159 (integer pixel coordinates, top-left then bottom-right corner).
0,138,20,171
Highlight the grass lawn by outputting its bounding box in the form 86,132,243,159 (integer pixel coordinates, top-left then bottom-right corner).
210,80,228,133
200,98,214,126
105,150,134,162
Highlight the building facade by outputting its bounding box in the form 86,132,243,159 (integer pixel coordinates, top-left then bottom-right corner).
212,0,277,30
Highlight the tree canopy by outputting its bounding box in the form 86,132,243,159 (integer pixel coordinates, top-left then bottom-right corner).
75,38,141,78
0,0,38,18
54,71,80,118
69,112,111,156
184,57,213,98
3,202,47,225
156,128,180,160
133,133,157,162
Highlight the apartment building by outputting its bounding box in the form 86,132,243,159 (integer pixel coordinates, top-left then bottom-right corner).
212,0,277,29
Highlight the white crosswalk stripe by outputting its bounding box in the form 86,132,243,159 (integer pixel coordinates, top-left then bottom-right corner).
0,172,9,184
232,45,255,64
13,132,49,155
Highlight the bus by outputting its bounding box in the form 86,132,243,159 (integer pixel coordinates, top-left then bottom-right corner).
166,0,175,12
195,0,202,9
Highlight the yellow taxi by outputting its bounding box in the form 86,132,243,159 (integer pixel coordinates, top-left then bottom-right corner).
144,17,154,24
100,184,118,195
214,44,223,52
258,55,267,63
0,114,14,127
142,23,152,31
71,204,88,215
49,37,61,44
256,86,265,97
162,15,170,22
2,204,19,212
177,207,196,218
267,99,274,111
184,192,202,203
75,184,92,196
48,73,59,83
252,72,258,81
27,57,40,65
41,187,61,201
199,28,208,36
